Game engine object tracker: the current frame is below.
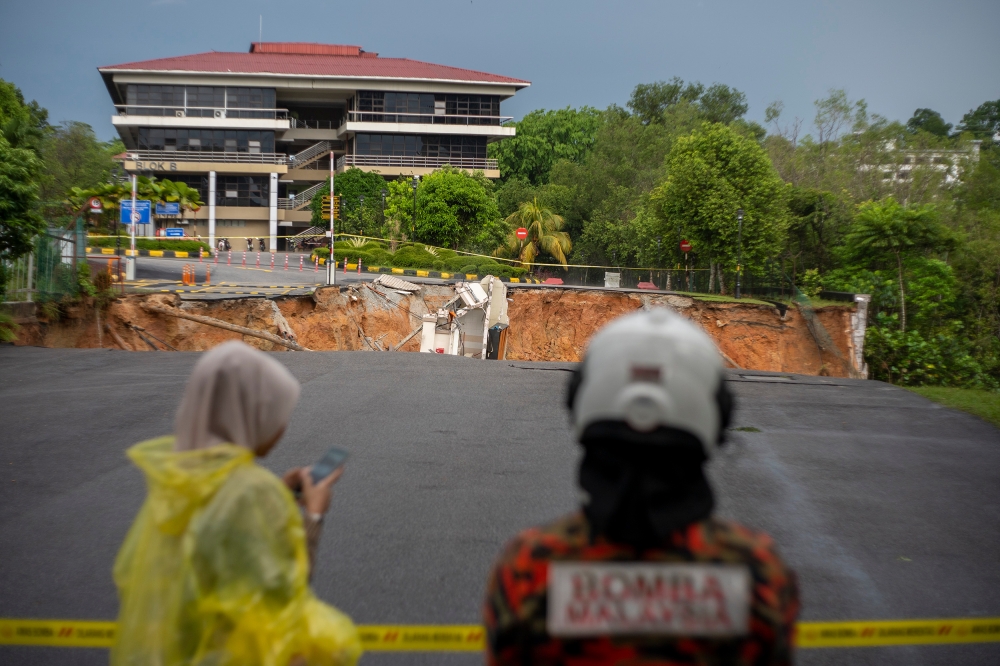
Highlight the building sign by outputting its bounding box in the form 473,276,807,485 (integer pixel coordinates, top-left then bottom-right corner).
164,228,185,237
133,161,178,171
156,202,181,215
547,563,750,637
120,200,152,224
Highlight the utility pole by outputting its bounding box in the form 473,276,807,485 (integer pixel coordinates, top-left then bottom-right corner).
736,208,744,299
327,151,335,286
126,174,137,280
411,175,419,237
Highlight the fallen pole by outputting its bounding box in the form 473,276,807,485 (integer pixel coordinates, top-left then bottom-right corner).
141,302,311,351
104,323,132,351
390,324,422,352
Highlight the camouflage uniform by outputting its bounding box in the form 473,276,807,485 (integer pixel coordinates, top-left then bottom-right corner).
485,512,799,666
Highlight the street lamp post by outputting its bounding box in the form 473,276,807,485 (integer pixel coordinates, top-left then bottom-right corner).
358,195,364,235
411,176,419,237
736,208,744,299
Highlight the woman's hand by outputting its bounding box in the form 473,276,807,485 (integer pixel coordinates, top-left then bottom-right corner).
299,466,344,516
282,467,306,504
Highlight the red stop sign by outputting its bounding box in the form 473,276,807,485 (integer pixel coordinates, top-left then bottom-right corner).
680,239,692,253
516,227,528,240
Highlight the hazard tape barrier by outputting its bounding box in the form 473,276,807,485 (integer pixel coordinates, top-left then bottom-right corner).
1,618,998,651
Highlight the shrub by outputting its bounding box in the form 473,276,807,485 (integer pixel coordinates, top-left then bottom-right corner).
865,314,997,389
390,246,440,269
366,249,395,266
88,237,211,254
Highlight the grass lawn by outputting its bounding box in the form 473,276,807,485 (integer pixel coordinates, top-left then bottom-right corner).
907,387,1000,429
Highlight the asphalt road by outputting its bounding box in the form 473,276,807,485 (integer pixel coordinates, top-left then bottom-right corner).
1,348,998,665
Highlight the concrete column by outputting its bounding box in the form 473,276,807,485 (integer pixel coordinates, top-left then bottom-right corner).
208,171,217,249
269,172,278,251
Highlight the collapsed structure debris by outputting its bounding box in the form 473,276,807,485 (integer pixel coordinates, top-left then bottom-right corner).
419,277,509,359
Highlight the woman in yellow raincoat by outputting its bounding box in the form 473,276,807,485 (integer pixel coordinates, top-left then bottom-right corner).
112,341,361,666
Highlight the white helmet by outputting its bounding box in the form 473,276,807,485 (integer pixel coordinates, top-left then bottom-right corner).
567,308,729,457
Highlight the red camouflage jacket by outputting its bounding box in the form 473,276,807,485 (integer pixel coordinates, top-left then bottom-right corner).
484,512,799,666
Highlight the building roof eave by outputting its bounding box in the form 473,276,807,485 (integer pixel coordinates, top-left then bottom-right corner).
98,67,530,89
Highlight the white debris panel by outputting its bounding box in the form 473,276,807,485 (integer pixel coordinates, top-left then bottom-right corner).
372,274,422,292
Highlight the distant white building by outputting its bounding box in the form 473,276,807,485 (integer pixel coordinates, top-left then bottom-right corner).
865,140,982,185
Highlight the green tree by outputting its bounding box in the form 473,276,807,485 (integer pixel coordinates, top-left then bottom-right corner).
906,108,952,137
698,84,749,125
651,122,789,288
0,78,49,153
0,134,45,279
413,167,504,250
846,197,949,332
309,168,388,235
495,197,571,267
955,100,1000,143
627,78,704,124
40,121,124,205
488,107,603,184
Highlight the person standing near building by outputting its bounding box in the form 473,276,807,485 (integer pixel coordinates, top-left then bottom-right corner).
484,309,799,665
112,341,361,666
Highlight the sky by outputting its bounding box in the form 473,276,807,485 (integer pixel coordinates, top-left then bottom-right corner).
1,0,997,141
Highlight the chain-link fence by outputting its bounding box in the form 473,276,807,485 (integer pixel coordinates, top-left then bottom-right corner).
1,231,82,304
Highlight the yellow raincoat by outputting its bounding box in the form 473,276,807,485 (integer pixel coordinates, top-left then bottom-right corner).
112,436,361,666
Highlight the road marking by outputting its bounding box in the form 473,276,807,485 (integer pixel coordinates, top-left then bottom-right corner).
1,618,998,650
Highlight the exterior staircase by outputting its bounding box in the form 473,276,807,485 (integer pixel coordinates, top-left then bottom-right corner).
287,141,331,170
277,180,327,210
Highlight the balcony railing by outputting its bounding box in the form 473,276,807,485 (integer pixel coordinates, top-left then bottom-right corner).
115,105,289,120
347,111,513,126
289,118,341,130
337,155,498,171
124,150,288,165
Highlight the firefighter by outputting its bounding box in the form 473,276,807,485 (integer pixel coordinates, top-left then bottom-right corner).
484,308,799,665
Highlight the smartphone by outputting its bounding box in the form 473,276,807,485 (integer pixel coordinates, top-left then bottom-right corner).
309,446,349,485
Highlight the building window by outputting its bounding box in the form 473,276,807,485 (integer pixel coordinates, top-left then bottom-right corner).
138,128,275,153
125,85,276,117
171,175,270,207
355,134,487,159
355,92,500,124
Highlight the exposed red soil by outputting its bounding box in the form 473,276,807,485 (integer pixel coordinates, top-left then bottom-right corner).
13,288,857,377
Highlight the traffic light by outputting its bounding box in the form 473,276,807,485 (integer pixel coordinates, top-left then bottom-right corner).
320,195,341,220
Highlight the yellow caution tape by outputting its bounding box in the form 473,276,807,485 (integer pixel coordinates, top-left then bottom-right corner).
0,619,116,648
796,617,1000,648
358,625,485,651
1,618,998,651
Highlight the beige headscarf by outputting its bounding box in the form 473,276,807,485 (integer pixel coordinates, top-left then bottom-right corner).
173,341,301,452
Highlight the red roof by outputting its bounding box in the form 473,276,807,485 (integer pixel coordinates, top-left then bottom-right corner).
99,43,529,86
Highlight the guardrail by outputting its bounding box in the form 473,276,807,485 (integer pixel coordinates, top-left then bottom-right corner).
124,151,288,165
115,105,289,120
348,110,513,126
290,118,341,130
337,155,498,170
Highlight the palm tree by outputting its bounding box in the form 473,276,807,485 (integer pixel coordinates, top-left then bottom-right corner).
496,198,572,269
848,197,943,332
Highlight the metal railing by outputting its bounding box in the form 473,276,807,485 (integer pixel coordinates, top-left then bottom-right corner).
277,181,327,210
125,150,288,165
290,118,341,130
288,141,331,167
337,155,498,170
115,104,289,120
348,110,513,126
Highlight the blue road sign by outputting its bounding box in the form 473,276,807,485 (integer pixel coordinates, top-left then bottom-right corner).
164,228,185,237
120,200,151,224
156,202,180,215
